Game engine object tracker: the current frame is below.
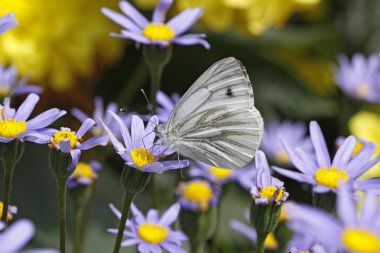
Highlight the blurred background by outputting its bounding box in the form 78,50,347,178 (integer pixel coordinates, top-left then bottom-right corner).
1,0,380,252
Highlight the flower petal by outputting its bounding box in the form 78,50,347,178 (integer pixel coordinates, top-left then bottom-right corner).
337,183,358,227
131,115,145,148
230,220,257,242
152,0,173,23
15,93,39,121
109,203,122,219
110,30,149,44
69,149,81,171
119,0,149,28
332,135,356,168
167,8,203,35
99,118,125,153
272,166,315,184
0,219,35,252
108,111,133,150
310,121,331,168
78,135,109,150
27,109,66,130
77,118,95,137
71,108,89,123
59,139,71,153
101,7,141,32
160,203,180,226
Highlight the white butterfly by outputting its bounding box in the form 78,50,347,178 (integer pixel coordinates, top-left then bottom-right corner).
155,57,264,169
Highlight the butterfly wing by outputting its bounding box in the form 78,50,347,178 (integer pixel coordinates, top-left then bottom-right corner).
164,57,263,169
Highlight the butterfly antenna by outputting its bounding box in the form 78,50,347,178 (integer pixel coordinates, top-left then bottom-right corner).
119,107,128,112
141,89,154,117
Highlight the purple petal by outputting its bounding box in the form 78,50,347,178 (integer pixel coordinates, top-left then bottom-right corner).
361,191,379,228
121,238,139,247
337,183,358,227
282,139,316,175
13,85,43,95
272,166,315,184
346,142,377,175
101,7,141,32
0,219,35,252
160,203,180,226
355,178,380,192
27,109,66,130
146,209,159,223
159,160,189,172
230,220,257,242
0,13,18,34
119,0,149,28
77,118,95,137
310,121,331,168
255,150,271,187
167,8,203,35
99,118,125,153
110,30,149,44
108,111,133,149
15,93,39,121
109,203,122,219
59,140,72,153
131,115,145,148
21,132,51,144
69,149,81,171
332,136,356,168
71,108,89,123
78,135,109,150
152,0,173,23
172,33,210,49
161,242,187,253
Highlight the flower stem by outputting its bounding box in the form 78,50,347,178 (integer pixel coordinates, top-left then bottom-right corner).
112,192,135,253
73,203,86,253
57,179,67,253
191,241,206,253
256,232,268,253
1,161,15,223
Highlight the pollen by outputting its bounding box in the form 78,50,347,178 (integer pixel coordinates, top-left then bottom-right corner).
138,222,169,244
181,181,213,211
259,186,284,201
314,166,349,189
0,118,27,138
143,23,175,41
73,162,97,181
0,201,13,221
52,130,79,148
342,228,380,253
208,166,232,181
130,148,155,168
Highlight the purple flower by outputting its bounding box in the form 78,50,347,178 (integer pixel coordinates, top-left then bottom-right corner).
188,161,257,189
0,93,66,144
101,111,188,173
273,121,380,193
229,219,278,249
261,120,313,165
0,219,58,253
335,53,380,102
48,118,109,171
108,203,188,253
288,233,329,253
102,0,210,48
71,96,130,136
67,160,102,188
175,179,221,212
250,150,288,205
0,65,42,97
154,90,180,123
285,184,380,253
0,13,17,34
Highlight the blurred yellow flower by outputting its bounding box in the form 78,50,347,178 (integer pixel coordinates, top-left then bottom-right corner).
349,111,380,179
0,0,123,91
136,0,321,35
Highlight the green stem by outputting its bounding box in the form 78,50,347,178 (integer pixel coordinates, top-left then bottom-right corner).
57,179,67,253
113,192,135,253
148,63,164,113
73,203,86,253
151,173,158,208
256,232,268,253
191,241,206,253
1,161,15,223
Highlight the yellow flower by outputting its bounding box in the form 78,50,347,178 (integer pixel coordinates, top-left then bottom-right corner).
348,111,380,179
0,0,123,91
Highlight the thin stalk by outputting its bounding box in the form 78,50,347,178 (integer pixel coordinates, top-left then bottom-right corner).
1,161,15,223
148,63,164,113
256,232,268,253
57,179,67,253
151,174,159,208
113,192,135,253
73,203,86,253
191,241,205,253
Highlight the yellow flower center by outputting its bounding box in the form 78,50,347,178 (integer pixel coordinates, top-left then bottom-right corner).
52,130,79,148
0,201,13,221
73,162,96,180
0,118,27,138
182,181,213,211
130,148,155,168
353,139,363,155
259,186,284,201
314,166,349,189
137,222,169,244
356,84,369,98
342,228,380,253
275,150,290,164
264,232,278,249
143,23,175,41
208,166,232,181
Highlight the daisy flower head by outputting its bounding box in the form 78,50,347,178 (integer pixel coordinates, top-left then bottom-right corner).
285,184,380,253
48,118,109,171
0,13,17,34
71,96,130,136
176,179,221,212
67,160,102,189
102,0,210,48
261,120,313,165
0,219,59,253
101,111,188,173
273,121,380,193
108,203,188,253
251,150,288,205
0,93,65,144
188,160,258,189
335,53,380,102
0,64,42,98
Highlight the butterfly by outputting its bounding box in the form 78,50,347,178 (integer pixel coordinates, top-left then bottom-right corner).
155,57,263,169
